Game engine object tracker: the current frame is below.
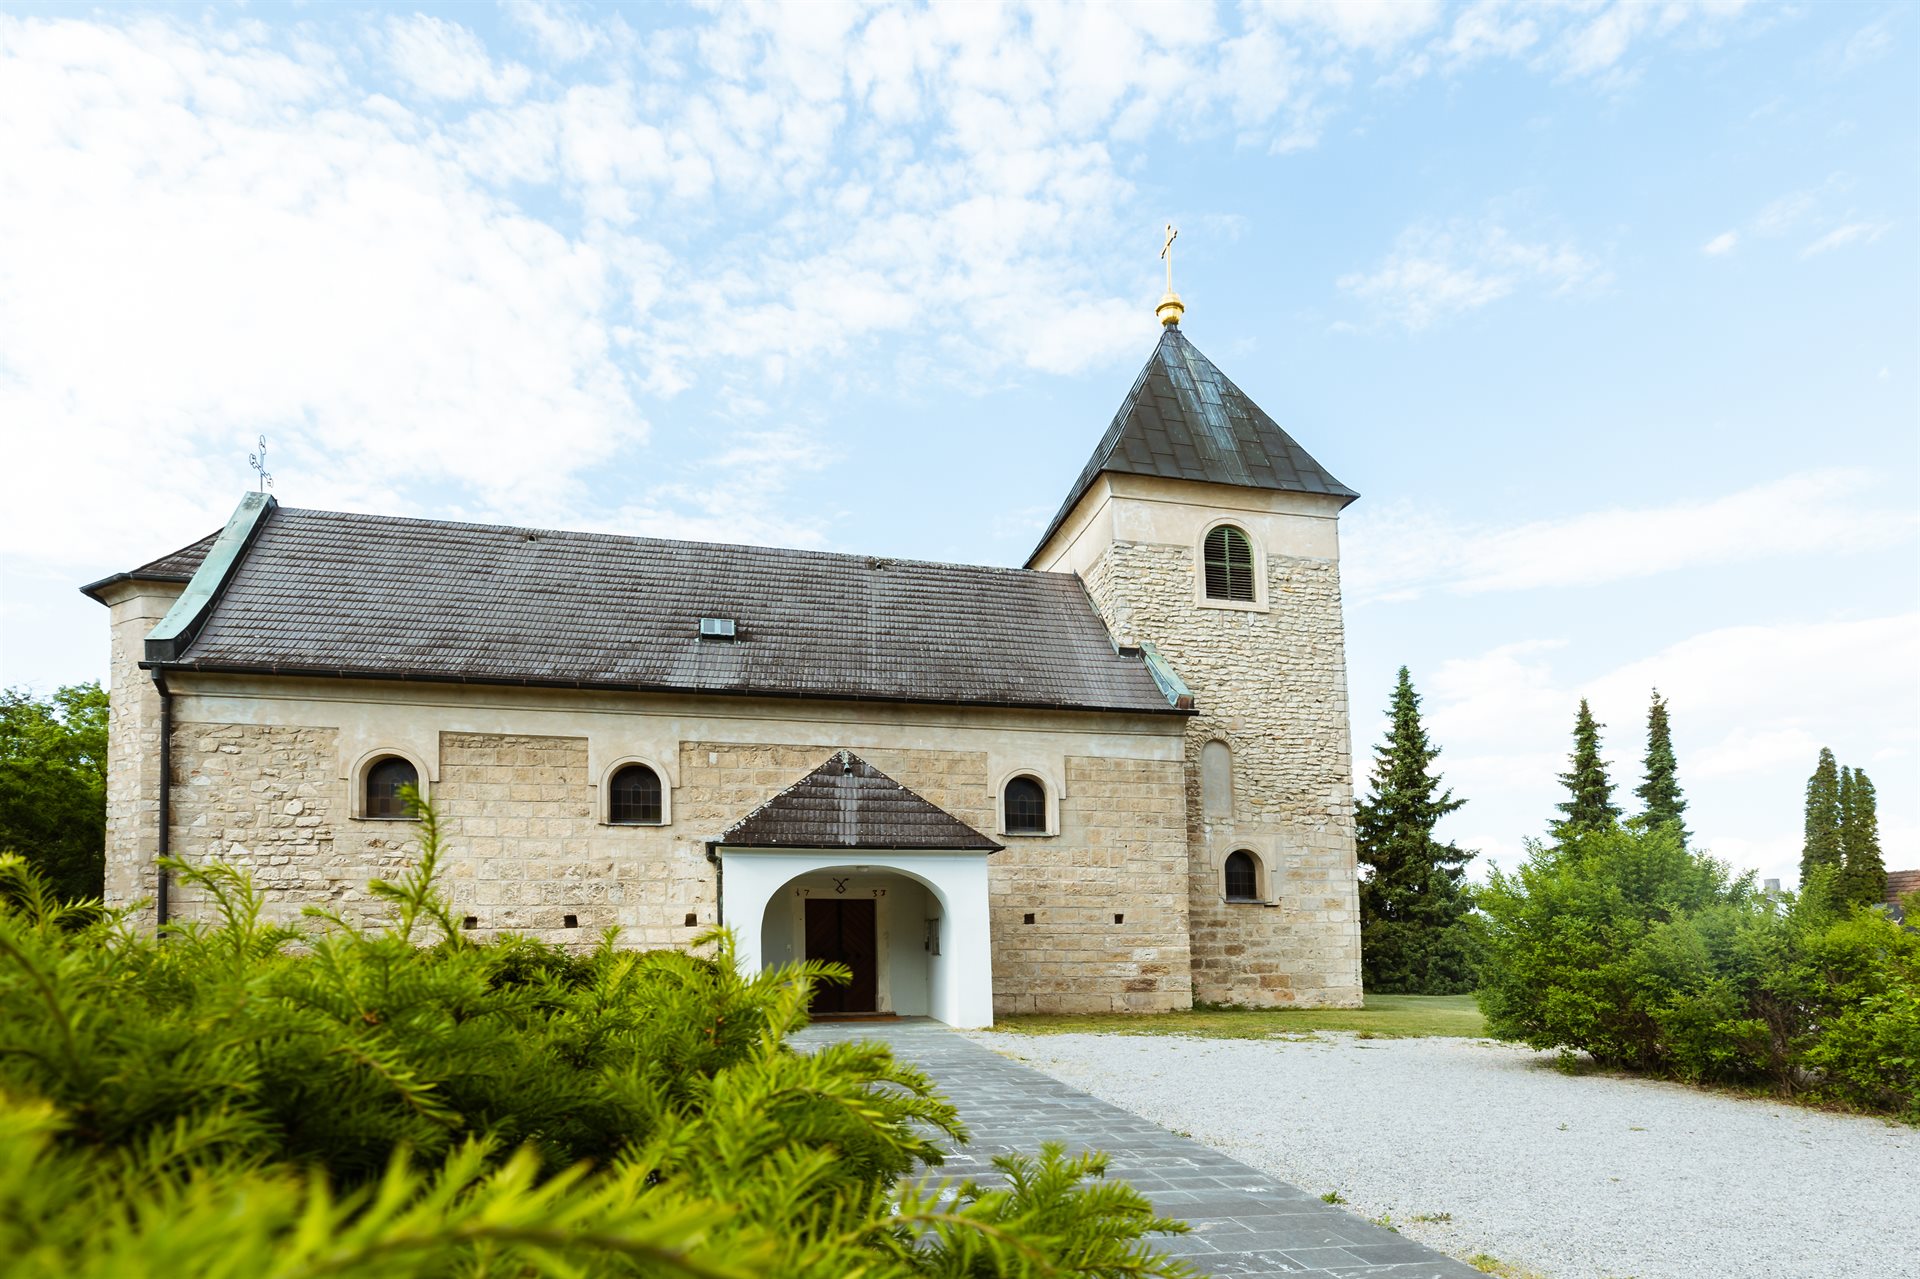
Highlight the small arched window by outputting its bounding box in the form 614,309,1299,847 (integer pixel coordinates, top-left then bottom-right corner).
1224,850,1259,902
609,764,664,825
1003,775,1048,834
365,756,419,819
1203,524,1256,602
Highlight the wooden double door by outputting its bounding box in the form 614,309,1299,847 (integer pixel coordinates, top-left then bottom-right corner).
805,897,878,1014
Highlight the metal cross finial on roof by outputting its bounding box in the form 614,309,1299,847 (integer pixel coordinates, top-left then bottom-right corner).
1156,222,1185,327
249,435,273,494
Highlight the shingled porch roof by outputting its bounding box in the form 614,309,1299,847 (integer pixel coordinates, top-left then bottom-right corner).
718,751,1002,852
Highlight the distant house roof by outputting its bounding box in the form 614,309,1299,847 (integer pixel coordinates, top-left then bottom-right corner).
1888,869,1920,918
719,750,1002,851
97,501,1184,717
1029,324,1357,564
78,531,219,600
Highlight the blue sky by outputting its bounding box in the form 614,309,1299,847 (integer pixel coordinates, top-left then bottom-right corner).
1,0,1914,888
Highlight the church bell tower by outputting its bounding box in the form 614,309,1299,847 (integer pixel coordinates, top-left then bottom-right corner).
1027,238,1363,1007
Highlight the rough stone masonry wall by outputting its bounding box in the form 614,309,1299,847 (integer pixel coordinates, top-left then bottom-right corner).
102,588,179,921
1087,540,1362,1008
163,726,709,947
675,741,1191,1015
156,726,1191,1010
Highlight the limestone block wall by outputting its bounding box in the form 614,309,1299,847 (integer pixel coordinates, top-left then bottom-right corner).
163,726,710,947
988,754,1192,1015
154,721,1192,1012
675,741,1192,1015
100,583,183,920
435,733,708,947
1085,540,1362,1007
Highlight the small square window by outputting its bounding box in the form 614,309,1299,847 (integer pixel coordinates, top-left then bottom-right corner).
1113,913,1125,924
1023,912,1036,925
563,913,579,929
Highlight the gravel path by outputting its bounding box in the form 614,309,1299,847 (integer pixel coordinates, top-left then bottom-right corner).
968,1031,1920,1279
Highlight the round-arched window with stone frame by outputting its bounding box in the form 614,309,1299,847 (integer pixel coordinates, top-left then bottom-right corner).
365,756,419,820
1224,849,1260,902
1203,524,1256,602
608,763,664,825
1003,775,1048,835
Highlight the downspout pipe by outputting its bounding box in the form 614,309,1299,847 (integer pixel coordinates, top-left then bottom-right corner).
152,669,171,928
704,840,723,931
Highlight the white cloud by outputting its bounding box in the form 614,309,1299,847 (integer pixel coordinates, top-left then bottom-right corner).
1258,0,1444,52
0,16,645,567
1343,469,1919,602
1729,177,1891,262
1702,229,1739,255
1337,217,1608,330
1801,220,1893,257
1556,0,1755,79
381,14,530,103
0,3,1792,576
1407,613,1919,886
1754,185,1825,236
503,0,611,64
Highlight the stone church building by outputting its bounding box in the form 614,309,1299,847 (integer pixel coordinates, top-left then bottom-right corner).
84,300,1363,1027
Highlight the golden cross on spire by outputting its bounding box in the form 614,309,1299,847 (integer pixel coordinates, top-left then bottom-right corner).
1156,222,1185,327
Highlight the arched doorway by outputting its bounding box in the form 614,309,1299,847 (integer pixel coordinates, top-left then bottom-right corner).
760,867,942,1017
719,849,995,1027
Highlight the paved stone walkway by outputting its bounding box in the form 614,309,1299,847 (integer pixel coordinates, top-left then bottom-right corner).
797,1020,1483,1278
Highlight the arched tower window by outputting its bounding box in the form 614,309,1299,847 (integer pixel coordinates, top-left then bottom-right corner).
1203,525,1256,602
365,756,419,820
1201,740,1233,818
1003,775,1048,834
1224,850,1259,902
609,764,664,825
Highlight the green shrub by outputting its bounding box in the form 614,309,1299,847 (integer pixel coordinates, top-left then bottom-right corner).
1477,826,1919,1120
0,804,1194,1276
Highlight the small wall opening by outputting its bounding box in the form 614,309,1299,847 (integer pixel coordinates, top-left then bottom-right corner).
1201,740,1233,819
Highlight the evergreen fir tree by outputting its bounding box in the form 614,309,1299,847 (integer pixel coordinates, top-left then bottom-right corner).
1553,699,1621,839
1801,748,1842,887
1355,666,1478,994
1839,767,1886,907
1632,689,1688,844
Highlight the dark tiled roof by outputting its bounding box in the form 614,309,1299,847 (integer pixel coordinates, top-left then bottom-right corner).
1030,324,1358,563
150,504,1180,715
720,751,1002,851
135,532,220,579
78,531,219,600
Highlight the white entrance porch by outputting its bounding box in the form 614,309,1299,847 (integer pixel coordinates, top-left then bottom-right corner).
717,848,995,1028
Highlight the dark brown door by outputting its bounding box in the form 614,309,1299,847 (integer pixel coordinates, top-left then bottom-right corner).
804,898,878,1013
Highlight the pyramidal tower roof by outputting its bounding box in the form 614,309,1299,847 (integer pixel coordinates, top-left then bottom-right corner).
1029,323,1358,564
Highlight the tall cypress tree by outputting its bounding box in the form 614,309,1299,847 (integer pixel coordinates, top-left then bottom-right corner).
1633,689,1688,844
1801,748,1842,887
1839,768,1886,907
1554,699,1621,839
1355,667,1477,994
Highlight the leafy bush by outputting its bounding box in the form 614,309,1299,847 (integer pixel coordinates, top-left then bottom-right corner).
1477,826,1919,1121
0,804,1193,1276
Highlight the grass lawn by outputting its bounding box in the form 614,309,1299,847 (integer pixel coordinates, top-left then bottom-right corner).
995,994,1486,1040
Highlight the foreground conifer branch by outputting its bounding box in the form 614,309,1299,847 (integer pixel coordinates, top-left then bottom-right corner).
0,796,1194,1278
